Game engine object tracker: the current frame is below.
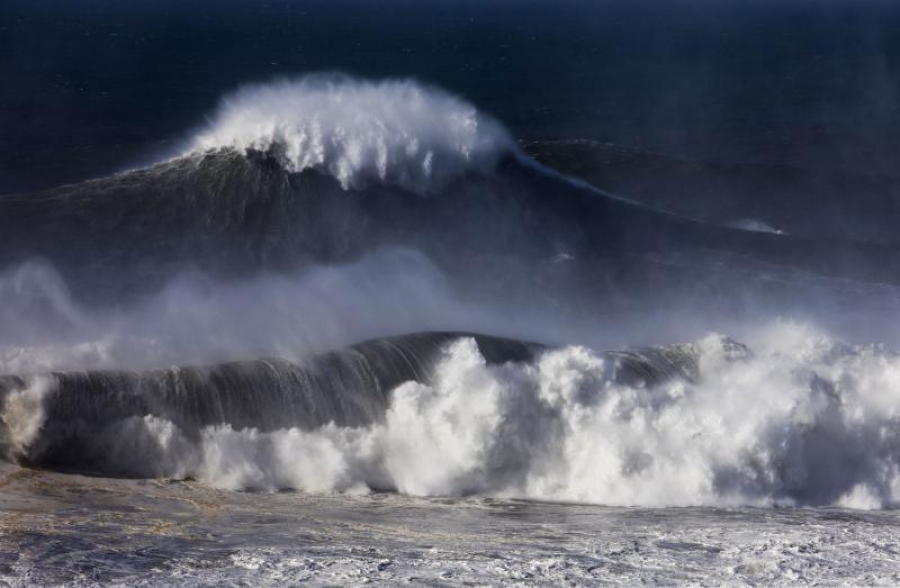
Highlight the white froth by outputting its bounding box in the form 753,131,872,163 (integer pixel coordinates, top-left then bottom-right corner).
188,74,516,194
85,323,900,509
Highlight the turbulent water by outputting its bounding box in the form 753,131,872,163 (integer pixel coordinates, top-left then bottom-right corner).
2,71,900,585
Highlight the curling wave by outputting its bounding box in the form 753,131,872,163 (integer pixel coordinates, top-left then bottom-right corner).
188,74,516,194
3,324,899,508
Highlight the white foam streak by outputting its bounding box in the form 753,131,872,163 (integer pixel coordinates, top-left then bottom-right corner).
189,74,516,194
729,218,786,235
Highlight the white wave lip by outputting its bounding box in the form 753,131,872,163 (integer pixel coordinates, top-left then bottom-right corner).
42,322,900,509
0,376,54,460
189,74,516,194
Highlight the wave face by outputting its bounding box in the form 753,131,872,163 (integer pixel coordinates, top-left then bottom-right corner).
189,74,515,194
5,326,900,509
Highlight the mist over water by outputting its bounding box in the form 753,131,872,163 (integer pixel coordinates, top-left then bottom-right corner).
0,248,522,375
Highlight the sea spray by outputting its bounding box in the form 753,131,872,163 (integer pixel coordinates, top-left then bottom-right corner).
189,74,517,194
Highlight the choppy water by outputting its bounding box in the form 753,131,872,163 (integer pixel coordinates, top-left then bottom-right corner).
2,464,900,587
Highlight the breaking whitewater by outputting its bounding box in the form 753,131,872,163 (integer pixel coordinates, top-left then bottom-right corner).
2,75,900,586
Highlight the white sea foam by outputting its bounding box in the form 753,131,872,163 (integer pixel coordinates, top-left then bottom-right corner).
188,74,516,194
60,322,900,508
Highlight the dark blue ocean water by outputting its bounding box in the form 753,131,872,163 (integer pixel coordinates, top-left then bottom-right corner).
2,0,900,194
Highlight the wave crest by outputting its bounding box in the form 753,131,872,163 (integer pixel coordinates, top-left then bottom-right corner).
188,74,516,194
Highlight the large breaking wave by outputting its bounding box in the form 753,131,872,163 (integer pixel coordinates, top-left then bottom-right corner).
2,326,899,508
